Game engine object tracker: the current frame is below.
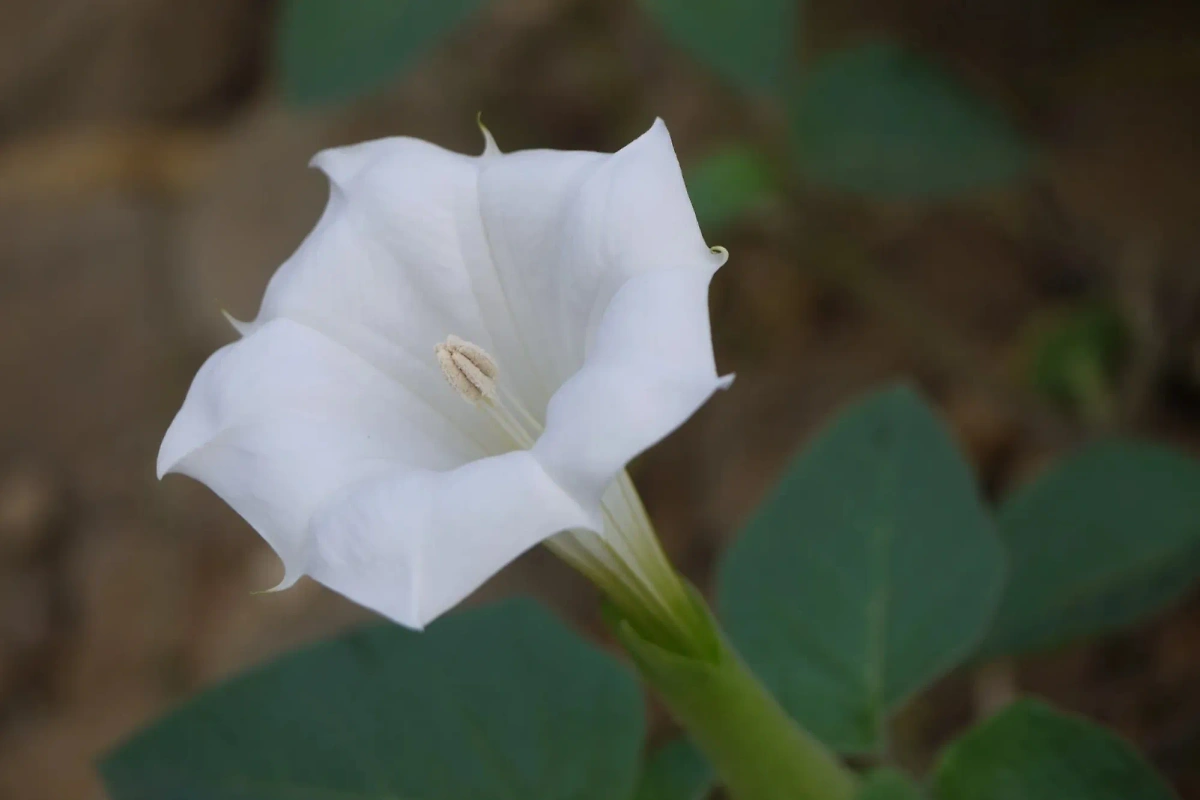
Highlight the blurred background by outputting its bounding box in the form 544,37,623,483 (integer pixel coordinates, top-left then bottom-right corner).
1,0,1199,797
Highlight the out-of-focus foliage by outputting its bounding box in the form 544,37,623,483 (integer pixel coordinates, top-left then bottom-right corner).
639,0,798,95
634,738,714,800
934,701,1178,800
788,42,1033,197
718,382,1200,762
718,386,1005,753
102,600,645,800
278,0,486,106
685,145,780,234
980,441,1200,658
276,1,1035,206
1021,304,1127,417
857,769,928,800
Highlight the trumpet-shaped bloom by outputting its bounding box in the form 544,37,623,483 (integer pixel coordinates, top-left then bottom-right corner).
158,120,730,629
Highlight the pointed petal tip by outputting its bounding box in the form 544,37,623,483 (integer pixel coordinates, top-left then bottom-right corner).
637,117,673,146
615,118,675,162
309,147,350,191
309,142,376,187
250,562,304,595
156,403,210,483
249,581,289,596
155,431,185,481
221,309,253,337
476,113,501,158
307,148,331,173
717,372,736,390
383,595,426,631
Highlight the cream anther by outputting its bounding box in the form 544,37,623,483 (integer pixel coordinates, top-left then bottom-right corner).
435,335,498,403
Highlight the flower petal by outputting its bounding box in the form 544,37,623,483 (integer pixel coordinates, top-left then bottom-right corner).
477,119,714,390
258,138,487,351
238,120,709,420
159,318,496,583
241,136,527,440
166,416,394,587
533,259,731,511
307,451,589,628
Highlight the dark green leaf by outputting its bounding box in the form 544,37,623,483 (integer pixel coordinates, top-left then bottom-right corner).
934,699,1177,800
858,768,927,800
718,385,1006,752
640,0,799,95
685,145,780,233
634,738,714,800
102,599,644,800
278,0,486,107
978,441,1200,658
790,41,1033,197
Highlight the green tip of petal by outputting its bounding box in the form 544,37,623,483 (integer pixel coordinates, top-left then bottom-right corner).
476,112,501,158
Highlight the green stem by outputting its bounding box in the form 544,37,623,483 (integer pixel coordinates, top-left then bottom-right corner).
609,587,858,800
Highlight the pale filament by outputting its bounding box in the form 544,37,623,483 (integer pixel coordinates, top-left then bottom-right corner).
435,335,686,626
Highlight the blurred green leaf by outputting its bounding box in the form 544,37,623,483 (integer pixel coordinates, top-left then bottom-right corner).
934,700,1177,800
718,385,1006,753
1023,304,1127,420
857,768,927,800
634,738,714,800
102,599,644,800
685,145,779,233
789,41,1033,197
278,0,486,107
978,441,1200,658
640,0,799,95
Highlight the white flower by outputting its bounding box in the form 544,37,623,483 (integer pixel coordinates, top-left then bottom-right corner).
158,119,730,630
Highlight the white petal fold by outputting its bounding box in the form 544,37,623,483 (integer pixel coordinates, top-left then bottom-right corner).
533,257,731,511
476,119,715,391
240,137,509,444
158,318,492,586
308,451,588,628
